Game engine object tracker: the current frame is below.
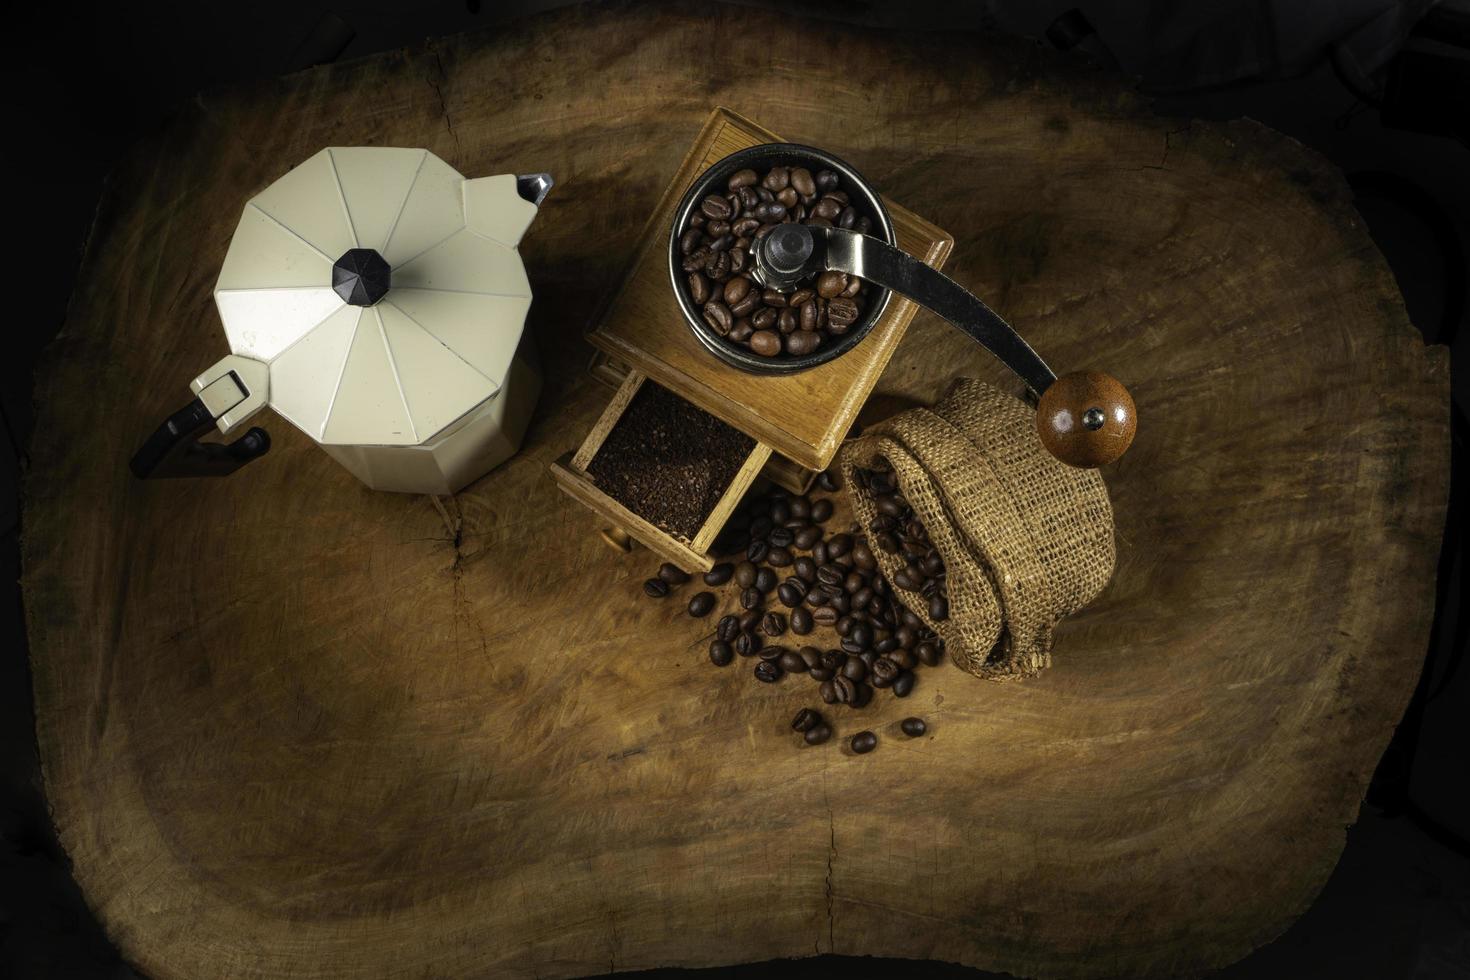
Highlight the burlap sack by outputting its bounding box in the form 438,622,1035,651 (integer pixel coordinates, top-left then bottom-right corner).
840,378,1115,680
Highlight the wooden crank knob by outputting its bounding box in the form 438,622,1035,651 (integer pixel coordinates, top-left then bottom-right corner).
1036,371,1137,468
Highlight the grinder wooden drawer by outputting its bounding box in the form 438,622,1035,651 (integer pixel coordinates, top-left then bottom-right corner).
550,370,770,572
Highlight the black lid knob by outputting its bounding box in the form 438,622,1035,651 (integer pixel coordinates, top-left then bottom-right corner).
332,248,391,306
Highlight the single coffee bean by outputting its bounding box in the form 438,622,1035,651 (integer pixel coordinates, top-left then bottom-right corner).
643,578,669,598
838,205,858,230
777,186,799,209
776,308,798,334
701,194,733,220
723,276,752,306
807,499,832,525
851,681,874,708
929,595,950,621
816,271,847,298
752,307,778,331
833,674,856,704
787,286,816,307
874,636,898,655
762,166,790,191
805,587,827,607
799,301,818,331
767,546,793,567
900,717,927,737
785,330,820,356
888,648,917,670
850,731,877,754
688,592,716,617
768,526,794,548
734,631,762,657
791,607,814,635
827,533,853,559
762,611,787,636
728,319,754,343
819,679,838,704
778,649,807,674
680,227,703,255
811,197,841,221
739,609,762,632
703,300,733,336
827,297,860,330
740,587,762,610
755,568,777,593
705,562,734,586
812,541,829,564
659,562,690,585
777,581,805,608
876,532,900,553
709,640,734,667
734,560,758,589
728,168,759,190
804,722,833,745
870,656,899,686
892,670,915,697
916,641,942,666
815,169,840,192
717,614,741,642
793,557,818,583
790,167,816,197
754,660,782,683
817,564,844,587
813,606,839,627
750,330,782,357
841,657,867,682
746,539,769,563
794,525,823,551
792,707,822,732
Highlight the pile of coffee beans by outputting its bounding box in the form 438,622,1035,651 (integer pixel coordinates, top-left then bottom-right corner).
640,468,947,754
851,458,949,622
678,164,876,359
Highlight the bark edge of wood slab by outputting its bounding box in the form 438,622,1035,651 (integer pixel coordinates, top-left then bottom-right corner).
1036,370,1138,467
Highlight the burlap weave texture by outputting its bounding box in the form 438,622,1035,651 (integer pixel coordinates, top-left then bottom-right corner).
841,379,1115,680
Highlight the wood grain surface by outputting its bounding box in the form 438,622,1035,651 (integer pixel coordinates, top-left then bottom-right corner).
21,3,1449,979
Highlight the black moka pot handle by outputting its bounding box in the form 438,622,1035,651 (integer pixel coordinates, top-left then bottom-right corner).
130,367,271,479
755,224,1137,468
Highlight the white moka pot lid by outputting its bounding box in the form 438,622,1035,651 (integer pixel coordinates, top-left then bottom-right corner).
214,147,538,448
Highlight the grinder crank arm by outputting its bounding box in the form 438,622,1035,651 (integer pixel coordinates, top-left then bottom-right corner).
754,223,1138,468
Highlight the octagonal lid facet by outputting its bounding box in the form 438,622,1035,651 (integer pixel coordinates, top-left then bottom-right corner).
214,147,538,448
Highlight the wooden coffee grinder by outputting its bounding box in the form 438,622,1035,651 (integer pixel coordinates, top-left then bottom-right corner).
551,108,1135,573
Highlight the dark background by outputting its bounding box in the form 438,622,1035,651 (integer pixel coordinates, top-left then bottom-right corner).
1,1,1466,977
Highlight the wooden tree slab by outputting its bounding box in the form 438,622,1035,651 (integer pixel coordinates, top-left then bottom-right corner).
21,3,1448,979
